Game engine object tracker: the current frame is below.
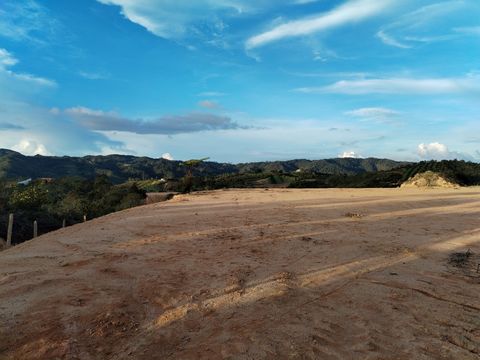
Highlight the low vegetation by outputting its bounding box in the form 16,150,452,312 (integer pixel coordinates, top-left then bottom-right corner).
0,176,146,245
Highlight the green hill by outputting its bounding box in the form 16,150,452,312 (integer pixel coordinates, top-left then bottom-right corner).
0,149,409,183
289,160,480,188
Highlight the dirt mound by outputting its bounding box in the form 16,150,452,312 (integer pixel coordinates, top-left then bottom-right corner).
401,171,459,188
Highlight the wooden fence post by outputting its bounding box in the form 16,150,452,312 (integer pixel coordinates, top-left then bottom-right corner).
6,213,13,248
33,220,38,238
62,219,66,228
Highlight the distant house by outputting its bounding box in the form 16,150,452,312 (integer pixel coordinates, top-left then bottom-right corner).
17,178,32,186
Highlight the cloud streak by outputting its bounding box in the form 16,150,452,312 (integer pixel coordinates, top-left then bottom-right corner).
0,0,59,43
296,76,480,95
0,48,56,87
376,30,411,49
246,0,393,49
454,26,480,36
377,1,469,48
346,107,400,122
66,107,246,135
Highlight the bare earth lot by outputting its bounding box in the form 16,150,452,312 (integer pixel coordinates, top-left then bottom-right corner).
1,188,479,359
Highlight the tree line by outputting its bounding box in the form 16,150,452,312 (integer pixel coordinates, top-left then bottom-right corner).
0,176,146,245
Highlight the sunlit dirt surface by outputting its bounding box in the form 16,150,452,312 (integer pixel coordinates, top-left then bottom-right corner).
1,188,479,359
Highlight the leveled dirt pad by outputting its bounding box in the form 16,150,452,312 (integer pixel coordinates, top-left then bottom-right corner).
1,188,480,359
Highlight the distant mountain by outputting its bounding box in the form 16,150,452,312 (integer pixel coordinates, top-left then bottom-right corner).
0,149,410,183
236,158,409,175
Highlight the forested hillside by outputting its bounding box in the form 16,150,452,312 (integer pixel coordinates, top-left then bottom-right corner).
289,160,480,188
398,160,480,186
0,149,408,182
0,176,146,244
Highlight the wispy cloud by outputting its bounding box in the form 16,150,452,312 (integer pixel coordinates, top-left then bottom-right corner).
296,76,480,95
246,0,393,49
198,100,220,109
376,30,410,49
66,106,246,135
454,26,480,36
0,0,59,43
377,1,468,48
197,91,226,97
78,71,110,80
96,0,286,41
293,0,322,4
346,107,400,122
0,48,56,87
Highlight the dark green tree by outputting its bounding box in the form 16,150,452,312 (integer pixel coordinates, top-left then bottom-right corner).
181,158,209,193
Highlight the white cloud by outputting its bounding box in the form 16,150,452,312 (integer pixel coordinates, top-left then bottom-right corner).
346,107,399,118
10,72,56,87
376,30,411,49
13,139,51,156
0,49,124,157
0,100,128,156
296,76,480,95
96,0,281,40
0,48,18,67
246,0,393,49
377,1,469,48
0,48,56,87
293,0,320,4
66,106,114,117
197,91,226,97
0,0,59,43
198,100,220,109
417,142,465,160
161,153,174,161
454,26,480,36
78,71,110,80
339,151,362,159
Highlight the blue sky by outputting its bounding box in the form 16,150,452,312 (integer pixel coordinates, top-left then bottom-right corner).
0,0,479,162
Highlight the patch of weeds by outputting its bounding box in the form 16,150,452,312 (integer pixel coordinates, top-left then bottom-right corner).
345,212,364,219
448,249,473,268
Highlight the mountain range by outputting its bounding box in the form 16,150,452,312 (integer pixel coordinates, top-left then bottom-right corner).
0,149,410,183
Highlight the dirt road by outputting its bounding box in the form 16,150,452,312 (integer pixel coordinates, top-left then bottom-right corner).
1,188,479,359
